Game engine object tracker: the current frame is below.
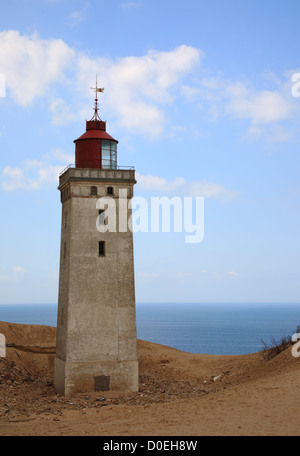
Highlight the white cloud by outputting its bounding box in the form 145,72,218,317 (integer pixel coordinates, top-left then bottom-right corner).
227,271,239,277
49,98,76,125
53,148,74,164
1,150,69,191
0,30,202,137
226,90,292,124
121,2,140,8
1,164,62,191
76,45,202,137
37,164,64,184
69,10,86,25
136,173,186,192
1,165,239,203
0,274,9,281
188,179,239,202
136,172,238,202
200,270,241,281
0,267,27,282
182,74,298,141
2,167,39,191
137,271,160,283
0,30,74,106
247,123,292,143
2,29,296,143
69,3,90,26
13,266,27,276
0,30,203,137
1,28,299,145
267,125,293,143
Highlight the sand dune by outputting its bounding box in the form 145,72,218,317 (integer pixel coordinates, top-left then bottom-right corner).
0,320,299,436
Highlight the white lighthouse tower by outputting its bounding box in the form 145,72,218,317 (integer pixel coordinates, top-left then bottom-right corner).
54,83,138,395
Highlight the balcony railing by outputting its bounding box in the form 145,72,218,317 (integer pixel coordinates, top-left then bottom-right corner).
58,164,136,188
59,164,135,177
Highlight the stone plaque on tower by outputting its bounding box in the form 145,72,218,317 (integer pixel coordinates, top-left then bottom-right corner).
54,81,139,395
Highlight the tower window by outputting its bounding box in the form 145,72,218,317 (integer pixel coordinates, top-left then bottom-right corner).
101,140,117,169
107,186,114,195
91,186,98,196
99,241,105,257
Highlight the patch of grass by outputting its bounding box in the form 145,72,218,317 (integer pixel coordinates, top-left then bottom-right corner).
262,324,300,361
261,335,292,361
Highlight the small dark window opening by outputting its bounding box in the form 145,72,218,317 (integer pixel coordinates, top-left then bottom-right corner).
91,186,98,196
99,241,105,257
98,209,107,225
107,186,114,195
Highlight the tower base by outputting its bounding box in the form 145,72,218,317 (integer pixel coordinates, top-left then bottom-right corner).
54,357,139,396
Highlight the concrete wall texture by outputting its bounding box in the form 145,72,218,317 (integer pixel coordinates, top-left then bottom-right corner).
54,168,138,395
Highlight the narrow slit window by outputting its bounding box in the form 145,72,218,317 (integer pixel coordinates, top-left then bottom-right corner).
91,186,98,196
99,241,105,257
98,209,106,225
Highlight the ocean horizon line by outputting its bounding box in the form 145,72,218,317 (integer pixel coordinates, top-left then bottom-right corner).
0,302,299,307
0,302,300,355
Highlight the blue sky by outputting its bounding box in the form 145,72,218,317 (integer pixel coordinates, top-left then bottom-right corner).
0,0,299,304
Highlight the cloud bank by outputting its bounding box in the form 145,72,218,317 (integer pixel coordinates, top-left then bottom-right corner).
0,30,298,142
0,30,202,137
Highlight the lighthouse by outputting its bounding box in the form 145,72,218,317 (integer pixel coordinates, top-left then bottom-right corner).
54,82,138,395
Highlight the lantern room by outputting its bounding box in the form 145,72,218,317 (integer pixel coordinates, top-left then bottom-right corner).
74,81,118,170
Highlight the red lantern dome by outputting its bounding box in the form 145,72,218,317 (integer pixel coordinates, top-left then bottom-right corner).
74,81,118,169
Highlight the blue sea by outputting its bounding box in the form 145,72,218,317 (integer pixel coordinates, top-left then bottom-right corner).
0,303,299,356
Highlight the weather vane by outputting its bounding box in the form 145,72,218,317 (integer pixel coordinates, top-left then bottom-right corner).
90,75,104,121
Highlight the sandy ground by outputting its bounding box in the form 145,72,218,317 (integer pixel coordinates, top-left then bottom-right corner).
0,320,299,436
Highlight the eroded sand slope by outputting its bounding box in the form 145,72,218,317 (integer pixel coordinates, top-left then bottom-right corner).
0,320,299,436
